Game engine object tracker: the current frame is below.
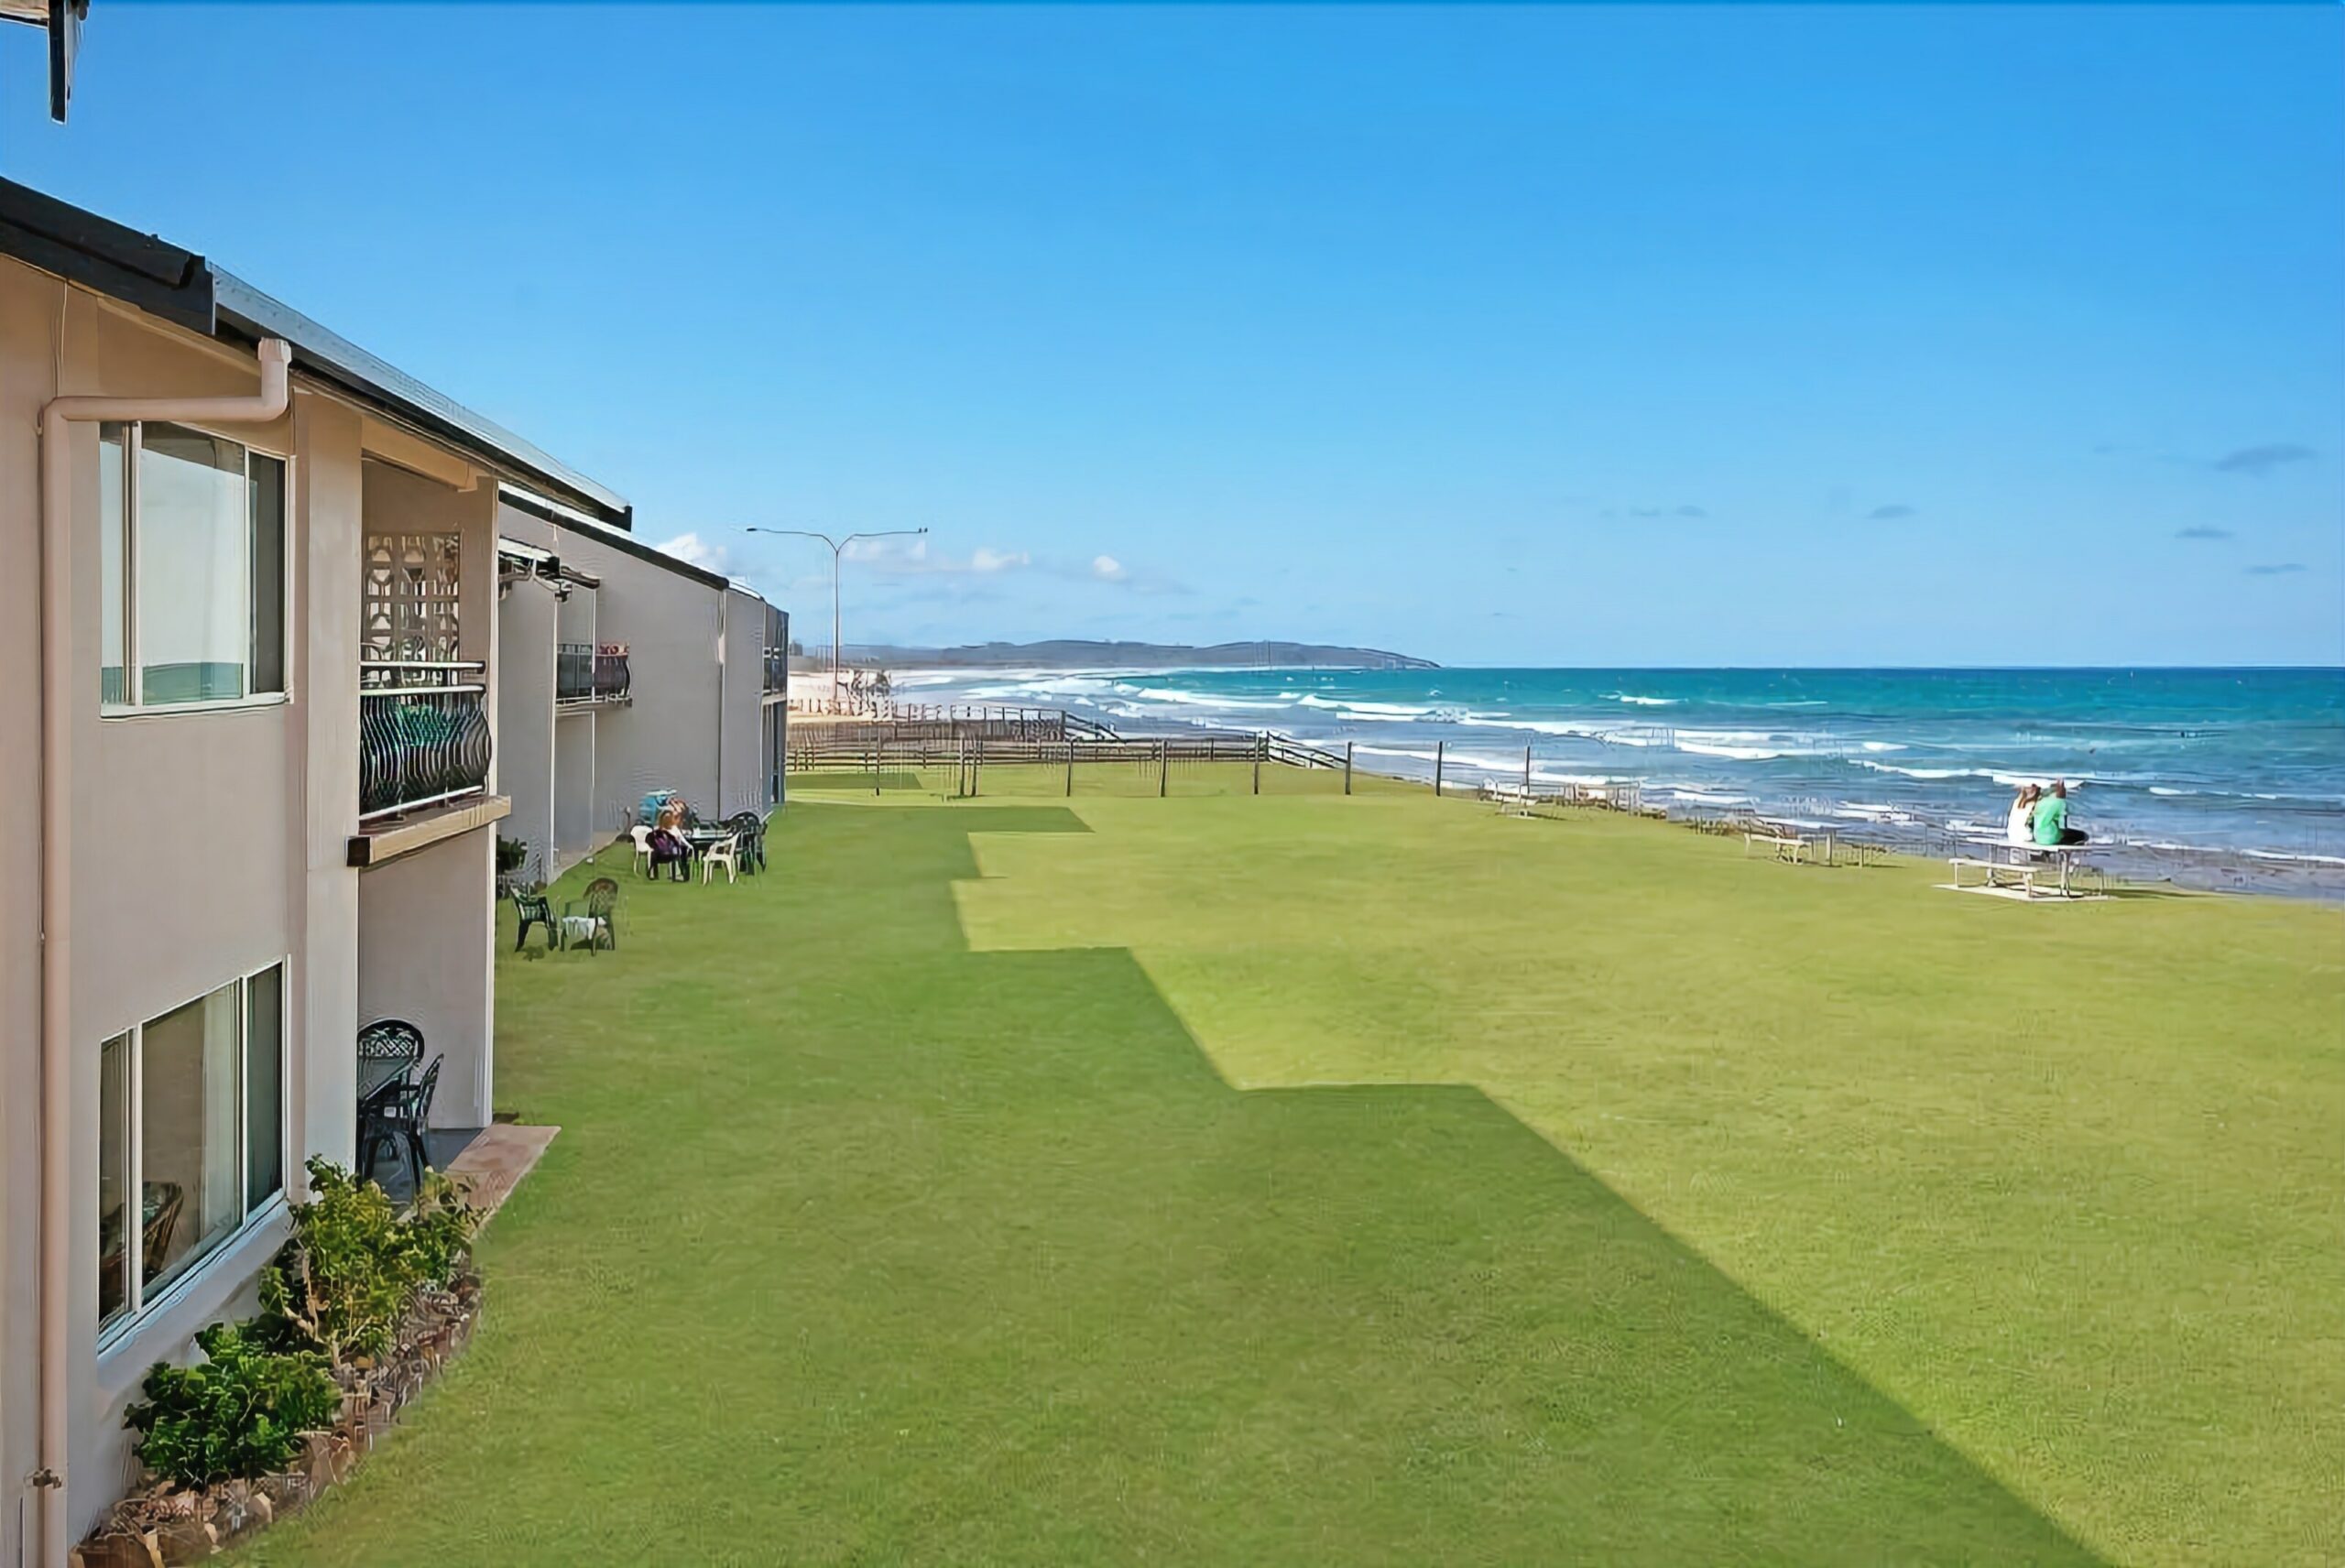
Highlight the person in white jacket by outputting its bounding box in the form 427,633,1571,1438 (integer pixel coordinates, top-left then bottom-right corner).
2006,782,2041,845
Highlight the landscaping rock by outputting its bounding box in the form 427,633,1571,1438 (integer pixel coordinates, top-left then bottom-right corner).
82,1269,484,1566
257,1469,308,1519
210,1482,263,1547
150,1515,216,1564
72,1532,162,1568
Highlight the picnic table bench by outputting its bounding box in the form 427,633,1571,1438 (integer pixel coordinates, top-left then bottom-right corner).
1949,839,2103,898
1744,822,1816,864
1740,817,1887,868
1478,779,1537,816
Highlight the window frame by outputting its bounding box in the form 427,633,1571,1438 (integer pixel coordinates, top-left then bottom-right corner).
96,958,292,1349
100,419,295,718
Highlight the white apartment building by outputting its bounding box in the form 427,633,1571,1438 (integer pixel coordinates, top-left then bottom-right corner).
0,178,783,1566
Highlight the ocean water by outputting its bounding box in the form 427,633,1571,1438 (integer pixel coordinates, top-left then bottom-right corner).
908,666,2345,895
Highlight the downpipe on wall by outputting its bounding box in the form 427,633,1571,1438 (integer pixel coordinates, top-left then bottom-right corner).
34,325,292,1568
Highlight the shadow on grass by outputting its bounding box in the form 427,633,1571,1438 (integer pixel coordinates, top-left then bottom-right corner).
790,769,931,792
285,803,2104,1567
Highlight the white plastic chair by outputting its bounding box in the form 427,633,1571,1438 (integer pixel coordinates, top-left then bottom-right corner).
628,824,655,878
701,833,739,885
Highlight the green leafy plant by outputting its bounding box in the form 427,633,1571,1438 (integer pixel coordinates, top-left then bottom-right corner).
259,1157,478,1365
405,1171,480,1291
496,834,529,875
125,1322,337,1489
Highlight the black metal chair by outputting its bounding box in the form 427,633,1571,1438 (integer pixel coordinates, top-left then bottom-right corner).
359,1054,442,1193
513,886,556,951
725,811,768,875
354,1018,424,1100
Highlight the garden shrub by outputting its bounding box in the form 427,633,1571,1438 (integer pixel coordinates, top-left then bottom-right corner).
259,1157,479,1365
404,1171,479,1290
125,1323,337,1489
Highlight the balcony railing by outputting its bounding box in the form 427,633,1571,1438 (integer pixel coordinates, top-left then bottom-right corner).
763,604,788,694
359,660,492,821
557,642,631,705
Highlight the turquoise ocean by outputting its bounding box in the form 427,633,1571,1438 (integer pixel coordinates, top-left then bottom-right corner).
907,666,2345,896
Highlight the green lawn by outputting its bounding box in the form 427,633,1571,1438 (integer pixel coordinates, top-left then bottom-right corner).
243,772,2342,1566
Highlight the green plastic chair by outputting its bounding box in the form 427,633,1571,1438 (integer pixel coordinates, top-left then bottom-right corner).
564,877,619,954
513,887,555,952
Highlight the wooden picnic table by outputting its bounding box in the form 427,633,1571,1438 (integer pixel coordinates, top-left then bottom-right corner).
1950,837,2100,898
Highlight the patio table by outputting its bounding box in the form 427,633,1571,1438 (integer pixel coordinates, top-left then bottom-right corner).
681,825,734,860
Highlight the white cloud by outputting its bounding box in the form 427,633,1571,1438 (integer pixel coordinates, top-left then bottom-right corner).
655,532,730,574
1091,554,1129,583
842,535,918,563
851,537,1031,576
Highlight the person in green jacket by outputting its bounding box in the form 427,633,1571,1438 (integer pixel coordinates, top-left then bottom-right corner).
2033,780,2088,845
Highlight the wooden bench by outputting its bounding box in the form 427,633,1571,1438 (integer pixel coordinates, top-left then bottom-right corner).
1744,828,1812,864
1479,780,1536,817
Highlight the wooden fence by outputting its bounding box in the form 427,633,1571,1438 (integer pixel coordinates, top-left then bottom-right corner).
788,732,1356,797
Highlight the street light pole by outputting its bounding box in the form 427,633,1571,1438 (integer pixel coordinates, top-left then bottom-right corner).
742,526,928,694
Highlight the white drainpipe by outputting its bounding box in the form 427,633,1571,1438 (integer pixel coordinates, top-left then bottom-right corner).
33,333,293,1568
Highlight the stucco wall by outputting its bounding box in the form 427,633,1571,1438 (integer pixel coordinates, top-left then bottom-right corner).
554,713,598,860
357,463,498,1133
1,256,520,1545
494,502,780,835
721,586,769,820
354,828,496,1132
0,260,376,1543
496,574,558,880
1,251,56,1568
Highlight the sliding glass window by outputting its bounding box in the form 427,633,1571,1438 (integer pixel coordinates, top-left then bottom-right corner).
96,964,288,1339
99,421,289,710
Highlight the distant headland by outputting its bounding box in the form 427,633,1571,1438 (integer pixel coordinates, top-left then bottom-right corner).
819,640,1439,671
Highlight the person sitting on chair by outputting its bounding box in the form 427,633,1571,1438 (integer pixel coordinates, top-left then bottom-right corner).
2033,779,2089,846
649,800,693,880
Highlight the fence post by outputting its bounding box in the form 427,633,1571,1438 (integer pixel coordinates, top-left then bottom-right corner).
1159,740,1169,798
1434,740,1445,798
1065,742,1074,798
1523,746,1532,797
974,738,983,799
1252,738,1261,796
876,740,885,797
1345,742,1354,796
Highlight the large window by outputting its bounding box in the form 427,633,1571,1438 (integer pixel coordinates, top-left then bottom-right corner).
99,421,288,709
98,964,287,1336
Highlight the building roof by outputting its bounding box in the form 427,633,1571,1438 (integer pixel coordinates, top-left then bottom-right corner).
0,176,633,528
498,485,739,596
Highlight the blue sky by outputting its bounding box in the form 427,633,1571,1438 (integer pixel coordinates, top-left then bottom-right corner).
5,4,2340,666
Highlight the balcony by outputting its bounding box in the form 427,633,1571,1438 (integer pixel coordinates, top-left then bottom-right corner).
556,642,631,707
763,603,789,695
359,660,493,821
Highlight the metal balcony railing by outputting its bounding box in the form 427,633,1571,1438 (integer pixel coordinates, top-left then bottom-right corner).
594,648,631,702
763,604,789,694
557,643,631,705
556,642,594,703
359,660,492,821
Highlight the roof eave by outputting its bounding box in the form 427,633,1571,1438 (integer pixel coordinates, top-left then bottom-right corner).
0,177,633,530
212,268,632,528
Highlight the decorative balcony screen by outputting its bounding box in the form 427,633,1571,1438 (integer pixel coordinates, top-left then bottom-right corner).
362,532,463,664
